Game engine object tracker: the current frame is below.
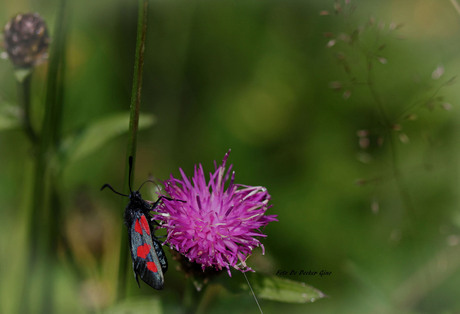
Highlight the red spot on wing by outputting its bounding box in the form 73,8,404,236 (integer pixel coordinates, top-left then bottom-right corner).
136,243,151,259
134,219,142,234
147,261,158,273
140,215,151,235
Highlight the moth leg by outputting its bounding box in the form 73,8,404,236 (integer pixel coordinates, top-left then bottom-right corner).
146,196,186,209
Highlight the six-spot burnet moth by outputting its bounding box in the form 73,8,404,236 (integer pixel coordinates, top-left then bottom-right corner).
101,156,173,290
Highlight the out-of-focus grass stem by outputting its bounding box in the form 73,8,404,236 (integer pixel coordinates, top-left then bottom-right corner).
17,73,38,144
18,1,68,313
117,0,149,301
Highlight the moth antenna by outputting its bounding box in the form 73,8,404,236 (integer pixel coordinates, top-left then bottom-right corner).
149,196,186,209
138,179,187,205
101,184,128,197
243,272,263,314
137,179,158,192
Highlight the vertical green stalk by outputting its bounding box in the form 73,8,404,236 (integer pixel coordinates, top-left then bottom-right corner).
196,284,221,314
117,0,149,301
17,73,38,144
38,0,67,258
16,70,39,314
16,70,39,259
40,0,68,310
184,282,219,314
45,0,68,256
18,1,68,313
184,279,201,313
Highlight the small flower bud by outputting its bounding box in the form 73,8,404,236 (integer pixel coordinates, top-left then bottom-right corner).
3,13,50,68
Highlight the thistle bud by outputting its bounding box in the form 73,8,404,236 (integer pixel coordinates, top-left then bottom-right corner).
3,13,50,68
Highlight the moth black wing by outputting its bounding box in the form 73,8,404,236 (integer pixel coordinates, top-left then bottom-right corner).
152,236,168,274
128,210,165,290
147,196,171,274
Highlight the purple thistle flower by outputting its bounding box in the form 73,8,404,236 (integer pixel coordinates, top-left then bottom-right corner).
154,150,277,276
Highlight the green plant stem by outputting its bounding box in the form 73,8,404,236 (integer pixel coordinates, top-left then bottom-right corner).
184,280,201,313
117,0,149,301
196,284,222,314
366,58,390,129
38,0,67,260
17,73,38,143
366,57,416,229
18,1,68,313
18,146,46,314
45,0,68,261
17,69,40,264
183,282,220,314
127,0,149,162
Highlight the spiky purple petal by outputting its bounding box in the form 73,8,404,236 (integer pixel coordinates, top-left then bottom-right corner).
153,150,277,275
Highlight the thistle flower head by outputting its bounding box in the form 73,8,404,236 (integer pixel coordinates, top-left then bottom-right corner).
154,150,277,276
3,13,50,68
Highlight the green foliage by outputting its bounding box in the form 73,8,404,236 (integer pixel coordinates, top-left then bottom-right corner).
14,68,32,83
61,112,155,164
0,103,20,130
104,297,162,314
249,274,326,303
226,272,327,304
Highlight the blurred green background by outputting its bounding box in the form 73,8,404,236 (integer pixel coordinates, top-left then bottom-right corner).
1,0,459,313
